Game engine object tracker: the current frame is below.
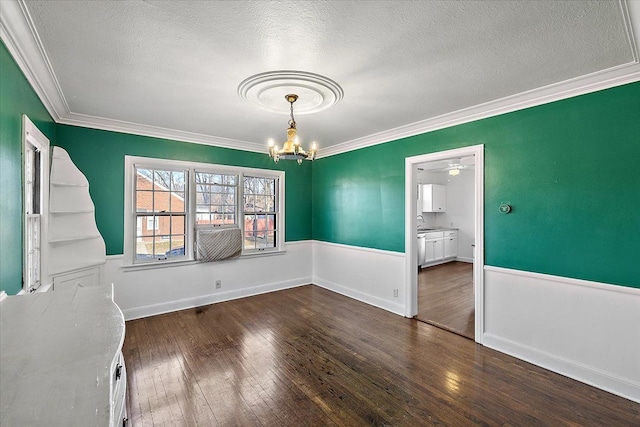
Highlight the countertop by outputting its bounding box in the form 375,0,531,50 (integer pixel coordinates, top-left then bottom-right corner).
418,227,458,233
0,285,125,426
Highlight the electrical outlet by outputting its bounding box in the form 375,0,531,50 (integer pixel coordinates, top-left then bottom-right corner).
393,288,398,297
215,280,222,289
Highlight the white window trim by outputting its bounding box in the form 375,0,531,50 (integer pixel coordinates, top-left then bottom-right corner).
123,155,285,267
22,115,50,293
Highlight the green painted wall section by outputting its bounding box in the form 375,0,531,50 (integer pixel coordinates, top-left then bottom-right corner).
313,82,640,288
54,125,312,255
0,41,55,295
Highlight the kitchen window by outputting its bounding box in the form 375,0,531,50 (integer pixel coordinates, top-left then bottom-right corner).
124,156,285,266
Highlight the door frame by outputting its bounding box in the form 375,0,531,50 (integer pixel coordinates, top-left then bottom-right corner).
404,144,485,344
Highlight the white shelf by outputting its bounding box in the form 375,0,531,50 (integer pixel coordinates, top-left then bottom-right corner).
50,209,94,214
51,181,89,188
49,234,102,244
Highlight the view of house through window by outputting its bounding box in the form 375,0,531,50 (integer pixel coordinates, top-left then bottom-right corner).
126,157,284,265
135,168,187,261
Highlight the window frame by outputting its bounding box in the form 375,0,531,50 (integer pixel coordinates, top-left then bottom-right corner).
22,115,50,293
124,156,285,267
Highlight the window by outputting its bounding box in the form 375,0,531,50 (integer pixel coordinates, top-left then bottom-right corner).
22,115,50,292
195,172,237,226
243,176,277,251
134,167,187,262
124,156,284,266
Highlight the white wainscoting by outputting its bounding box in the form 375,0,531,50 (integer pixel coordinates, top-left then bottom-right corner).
483,266,640,403
106,241,312,320
312,240,406,316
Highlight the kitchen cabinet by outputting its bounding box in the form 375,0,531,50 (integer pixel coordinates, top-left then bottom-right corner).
417,233,426,266
418,184,446,213
444,230,458,259
420,230,458,267
423,231,444,264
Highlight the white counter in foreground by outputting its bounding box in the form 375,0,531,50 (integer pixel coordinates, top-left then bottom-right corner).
0,285,126,426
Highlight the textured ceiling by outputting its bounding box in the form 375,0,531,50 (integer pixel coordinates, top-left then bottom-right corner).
16,1,639,152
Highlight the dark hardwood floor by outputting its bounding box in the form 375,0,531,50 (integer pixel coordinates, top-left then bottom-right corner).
417,261,474,339
123,285,639,426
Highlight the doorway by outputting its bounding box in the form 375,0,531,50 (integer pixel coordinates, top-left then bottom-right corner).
404,145,484,344
415,155,475,338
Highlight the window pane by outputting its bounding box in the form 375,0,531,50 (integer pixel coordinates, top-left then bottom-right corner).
167,235,185,257
266,214,276,231
136,190,153,211
196,213,211,225
244,195,255,212
152,190,170,213
196,191,208,205
154,170,171,190
170,171,185,192
171,215,185,235
169,192,185,212
244,230,256,250
266,195,275,212
136,168,152,189
267,230,275,248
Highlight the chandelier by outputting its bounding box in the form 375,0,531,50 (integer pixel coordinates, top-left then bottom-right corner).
267,94,317,165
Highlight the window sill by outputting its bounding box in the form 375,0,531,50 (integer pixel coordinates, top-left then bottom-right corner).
121,249,287,271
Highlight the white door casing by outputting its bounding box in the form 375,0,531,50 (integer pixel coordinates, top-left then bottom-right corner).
404,144,485,343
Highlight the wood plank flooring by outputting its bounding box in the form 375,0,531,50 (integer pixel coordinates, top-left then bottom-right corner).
417,261,474,339
123,285,639,426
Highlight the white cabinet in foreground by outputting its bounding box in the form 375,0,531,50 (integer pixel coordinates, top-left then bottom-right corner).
0,285,126,426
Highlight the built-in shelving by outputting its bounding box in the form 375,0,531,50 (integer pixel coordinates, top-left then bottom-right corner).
48,147,105,278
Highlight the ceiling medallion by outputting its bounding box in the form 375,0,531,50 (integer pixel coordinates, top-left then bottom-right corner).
238,70,343,114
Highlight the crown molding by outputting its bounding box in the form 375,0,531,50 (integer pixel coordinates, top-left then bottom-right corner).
0,0,67,121
319,0,640,158
58,112,265,153
2,0,639,159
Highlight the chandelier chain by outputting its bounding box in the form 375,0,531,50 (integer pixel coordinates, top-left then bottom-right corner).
288,98,296,129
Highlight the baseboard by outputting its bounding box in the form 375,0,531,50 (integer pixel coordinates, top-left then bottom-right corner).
455,257,473,263
483,333,640,404
122,276,311,321
0,291,7,302
313,277,405,316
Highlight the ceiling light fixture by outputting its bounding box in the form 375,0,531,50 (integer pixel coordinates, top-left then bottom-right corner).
448,168,461,176
268,94,317,165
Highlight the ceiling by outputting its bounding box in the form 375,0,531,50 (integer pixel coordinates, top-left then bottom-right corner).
2,1,639,156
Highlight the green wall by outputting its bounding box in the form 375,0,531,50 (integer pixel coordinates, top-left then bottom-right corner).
54,125,312,255
0,41,55,295
313,81,640,288
3,33,639,294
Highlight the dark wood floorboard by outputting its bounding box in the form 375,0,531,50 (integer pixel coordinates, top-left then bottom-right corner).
123,285,639,426
417,261,475,339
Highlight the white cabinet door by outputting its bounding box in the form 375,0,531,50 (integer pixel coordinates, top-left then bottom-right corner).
432,184,446,212
444,237,458,258
425,238,444,263
53,265,101,291
420,184,446,212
